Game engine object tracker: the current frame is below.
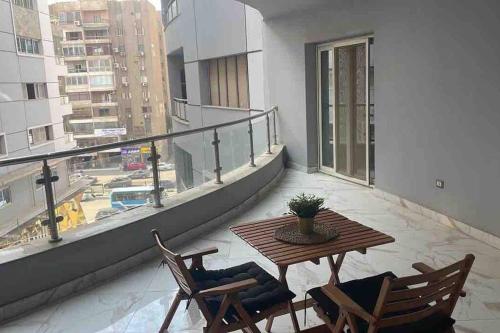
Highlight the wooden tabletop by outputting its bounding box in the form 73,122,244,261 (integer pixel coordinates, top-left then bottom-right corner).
230,210,395,266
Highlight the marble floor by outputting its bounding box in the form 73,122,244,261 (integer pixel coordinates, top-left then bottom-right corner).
1,169,500,333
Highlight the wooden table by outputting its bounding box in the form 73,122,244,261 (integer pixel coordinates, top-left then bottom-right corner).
230,209,395,332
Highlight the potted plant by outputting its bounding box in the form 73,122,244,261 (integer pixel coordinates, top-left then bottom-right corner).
287,193,326,234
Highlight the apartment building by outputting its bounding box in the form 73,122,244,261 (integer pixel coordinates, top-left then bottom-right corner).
162,0,264,190
0,0,75,244
50,0,169,159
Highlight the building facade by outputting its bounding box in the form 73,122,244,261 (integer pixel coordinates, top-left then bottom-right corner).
50,0,169,157
0,0,76,245
162,0,265,190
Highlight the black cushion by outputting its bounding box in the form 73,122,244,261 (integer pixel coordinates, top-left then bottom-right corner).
308,272,455,333
191,261,295,323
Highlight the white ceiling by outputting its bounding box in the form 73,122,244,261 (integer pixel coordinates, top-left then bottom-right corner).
237,0,333,19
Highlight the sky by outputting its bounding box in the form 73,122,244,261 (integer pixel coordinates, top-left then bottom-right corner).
47,0,162,11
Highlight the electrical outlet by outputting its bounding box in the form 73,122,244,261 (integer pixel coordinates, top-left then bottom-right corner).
436,179,444,189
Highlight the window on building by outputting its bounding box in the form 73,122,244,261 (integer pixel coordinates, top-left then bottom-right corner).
68,62,87,73
135,25,144,36
0,134,7,156
65,76,88,86
24,83,48,100
89,75,113,87
28,125,53,146
72,123,94,134
96,108,111,116
63,45,85,57
68,92,90,101
65,31,82,41
59,11,81,24
118,45,125,53
0,187,12,209
165,0,179,25
16,36,41,55
116,26,123,36
88,59,112,72
144,114,152,135
13,0,34,10
208,54,249,108
138,44,144,53
84,30,108,40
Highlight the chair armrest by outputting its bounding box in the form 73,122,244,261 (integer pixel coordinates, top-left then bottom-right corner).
181,247,218,260
198,278,258,297
412,262,467,297
321,285,375,324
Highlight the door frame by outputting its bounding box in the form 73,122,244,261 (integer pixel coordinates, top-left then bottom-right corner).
317,36,372,186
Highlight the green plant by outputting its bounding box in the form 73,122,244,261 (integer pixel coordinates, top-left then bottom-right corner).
287,193,325,218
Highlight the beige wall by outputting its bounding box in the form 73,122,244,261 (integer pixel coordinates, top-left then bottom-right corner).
13,6,41,39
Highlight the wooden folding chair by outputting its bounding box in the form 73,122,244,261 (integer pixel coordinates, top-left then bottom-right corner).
308,254,475,333
152,229,299,333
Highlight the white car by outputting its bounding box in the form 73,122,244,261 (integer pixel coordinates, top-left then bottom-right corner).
150,162,174,171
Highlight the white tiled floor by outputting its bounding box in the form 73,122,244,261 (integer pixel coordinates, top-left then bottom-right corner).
2,169,500,332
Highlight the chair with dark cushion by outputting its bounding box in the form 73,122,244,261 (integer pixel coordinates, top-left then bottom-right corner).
307,254,474,333
152,229,298,333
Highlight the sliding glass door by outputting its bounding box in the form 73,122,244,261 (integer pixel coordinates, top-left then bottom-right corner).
318,38,374,185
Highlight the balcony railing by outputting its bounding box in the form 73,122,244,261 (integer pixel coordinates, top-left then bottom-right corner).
173,98,187,121
0,106,279,247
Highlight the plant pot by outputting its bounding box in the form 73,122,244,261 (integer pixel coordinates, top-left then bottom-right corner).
297,217,314,234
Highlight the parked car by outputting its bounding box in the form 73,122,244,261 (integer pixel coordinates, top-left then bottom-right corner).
128,170,151,179
104,177,132,189
95,208,122,221
123,161,146,171
149,162,174,171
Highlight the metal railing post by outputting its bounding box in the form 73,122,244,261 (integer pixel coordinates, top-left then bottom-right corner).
148,141,164,208
266,113,272,154
40,160,62,243
248,120,256,167
273,107,278,145
212,128,223,184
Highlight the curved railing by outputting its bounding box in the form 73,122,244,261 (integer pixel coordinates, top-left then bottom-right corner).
0,106,278,245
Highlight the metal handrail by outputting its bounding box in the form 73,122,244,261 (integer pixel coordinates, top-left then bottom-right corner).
0,106,279,244
0,106,277,167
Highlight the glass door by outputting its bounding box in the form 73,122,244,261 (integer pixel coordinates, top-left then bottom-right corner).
318,38,372,185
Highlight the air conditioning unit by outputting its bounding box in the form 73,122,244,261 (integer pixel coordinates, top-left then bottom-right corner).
141,82,147,86
139,51,145,57
143,98,149,102
113,47,119,53
123,82,129,86
114,63,120,68
140,66,145,71
120,52,125,57
122,66,127,71
74,20,81,26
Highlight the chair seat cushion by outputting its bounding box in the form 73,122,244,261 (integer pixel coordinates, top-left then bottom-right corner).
308,272,455,333
191,261,295,323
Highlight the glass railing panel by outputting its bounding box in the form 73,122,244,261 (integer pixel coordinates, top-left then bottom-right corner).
252,115,268,156
171,132,206,193
0,161,50,250
218,121,250,176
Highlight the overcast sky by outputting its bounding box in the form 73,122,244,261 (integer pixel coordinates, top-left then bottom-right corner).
47,0,162,11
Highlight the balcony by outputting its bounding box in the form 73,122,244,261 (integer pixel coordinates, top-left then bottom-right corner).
82,19,110,28
0,164,498,332
172,97,188,122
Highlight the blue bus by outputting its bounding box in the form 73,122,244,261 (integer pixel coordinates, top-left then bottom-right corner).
110,186,154,210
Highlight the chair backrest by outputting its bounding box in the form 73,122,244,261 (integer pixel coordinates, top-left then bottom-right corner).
151,229,197,296
372,254,475,330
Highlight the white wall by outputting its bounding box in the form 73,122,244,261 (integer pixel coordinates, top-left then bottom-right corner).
255,0,500,236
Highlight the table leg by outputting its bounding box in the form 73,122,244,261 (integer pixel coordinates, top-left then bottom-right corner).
266,266,300,333
327,253,345,285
